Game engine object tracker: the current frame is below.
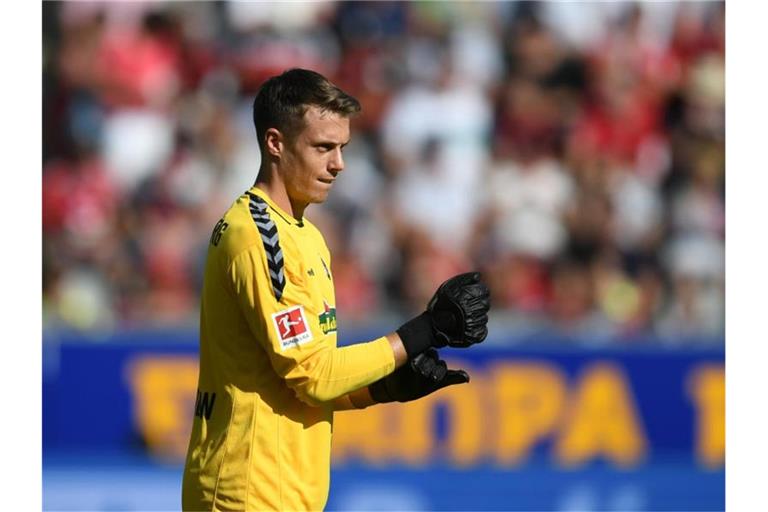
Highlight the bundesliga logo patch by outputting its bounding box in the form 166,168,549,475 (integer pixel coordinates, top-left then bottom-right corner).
272,306,313,350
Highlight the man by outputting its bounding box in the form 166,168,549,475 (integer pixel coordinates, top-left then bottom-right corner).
181,68,491,511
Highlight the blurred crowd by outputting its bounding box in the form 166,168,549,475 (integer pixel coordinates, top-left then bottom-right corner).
42,1,725,343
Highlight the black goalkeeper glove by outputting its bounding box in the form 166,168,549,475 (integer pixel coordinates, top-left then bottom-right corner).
369,348,469,403
396,272,491,358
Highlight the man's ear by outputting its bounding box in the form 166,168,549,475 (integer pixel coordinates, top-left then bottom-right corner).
264,128,283,158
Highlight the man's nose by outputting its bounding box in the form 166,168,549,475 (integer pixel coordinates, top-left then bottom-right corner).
329,148,344,172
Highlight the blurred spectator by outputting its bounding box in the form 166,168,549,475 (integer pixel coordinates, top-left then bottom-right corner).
483,150,574,260
548,258,614,340
42,1,725,342
381,47,492,254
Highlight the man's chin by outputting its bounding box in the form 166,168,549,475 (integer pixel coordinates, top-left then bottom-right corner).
310,189,331,204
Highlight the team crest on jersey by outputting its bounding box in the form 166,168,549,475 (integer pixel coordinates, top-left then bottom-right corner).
272,306,313,350
319,300,337,335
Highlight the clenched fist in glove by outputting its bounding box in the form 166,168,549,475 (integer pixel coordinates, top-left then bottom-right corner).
396,272,491,358
369,348,469,403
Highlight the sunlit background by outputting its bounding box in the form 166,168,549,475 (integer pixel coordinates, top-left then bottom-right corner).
42,1,724,510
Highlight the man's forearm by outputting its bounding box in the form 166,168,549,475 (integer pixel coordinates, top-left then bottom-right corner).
332,333,405,411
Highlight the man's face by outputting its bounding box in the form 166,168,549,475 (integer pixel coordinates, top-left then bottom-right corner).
280,106,350,206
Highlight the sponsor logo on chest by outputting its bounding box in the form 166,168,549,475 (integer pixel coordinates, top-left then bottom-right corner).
319,300,337,335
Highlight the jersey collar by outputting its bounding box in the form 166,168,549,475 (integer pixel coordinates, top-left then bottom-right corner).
248,186,305,227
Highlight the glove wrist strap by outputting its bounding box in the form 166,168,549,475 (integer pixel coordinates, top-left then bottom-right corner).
395,312,435,359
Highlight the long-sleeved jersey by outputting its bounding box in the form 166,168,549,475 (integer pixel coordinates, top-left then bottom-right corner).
182,186,395,511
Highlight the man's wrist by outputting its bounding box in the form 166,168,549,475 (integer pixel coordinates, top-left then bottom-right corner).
385,332,408,368
368,378,392,404
349,386,377,409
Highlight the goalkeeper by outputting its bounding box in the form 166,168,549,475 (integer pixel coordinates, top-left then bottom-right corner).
181,68,491,512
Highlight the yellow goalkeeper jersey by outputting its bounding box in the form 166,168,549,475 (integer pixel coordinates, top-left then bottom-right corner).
182,186,395,511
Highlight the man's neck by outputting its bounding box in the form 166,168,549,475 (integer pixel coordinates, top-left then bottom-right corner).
254,169,307,220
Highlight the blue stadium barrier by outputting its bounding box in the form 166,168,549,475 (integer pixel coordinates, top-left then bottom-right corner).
43,329,724,511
